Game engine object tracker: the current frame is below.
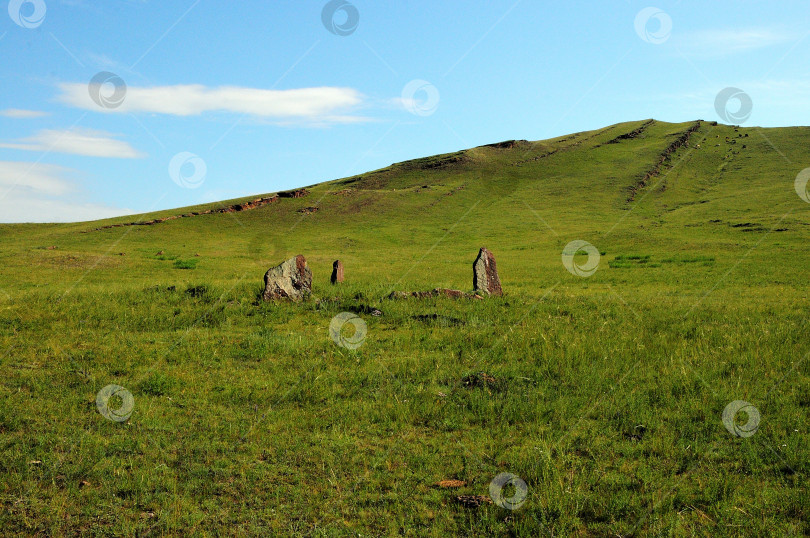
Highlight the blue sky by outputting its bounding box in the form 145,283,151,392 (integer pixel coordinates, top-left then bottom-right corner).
1,0,809,222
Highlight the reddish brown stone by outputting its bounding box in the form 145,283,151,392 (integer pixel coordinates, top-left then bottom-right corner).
295,255,307,278
431,288,465,298
387,288,472,299
331,260,344,284
473,247,502,296
278,188,310,198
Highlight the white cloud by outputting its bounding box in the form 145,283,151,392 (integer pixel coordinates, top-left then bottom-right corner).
0,109,49,119
676,28,797,58
0,196,130,223
57,83,366,123
0,161,133,223
0,128,145,158
0,162,73,196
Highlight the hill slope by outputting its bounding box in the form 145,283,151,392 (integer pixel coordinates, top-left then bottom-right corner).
2,119,809,298
0,120,808,536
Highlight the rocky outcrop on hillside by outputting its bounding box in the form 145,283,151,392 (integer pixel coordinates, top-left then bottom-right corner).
84,189,313,233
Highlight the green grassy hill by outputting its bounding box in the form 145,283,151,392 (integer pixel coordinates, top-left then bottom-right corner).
1,119,808,536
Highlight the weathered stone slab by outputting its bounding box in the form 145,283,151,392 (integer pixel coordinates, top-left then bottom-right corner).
473,247,502,296
331,260,344,284
262,255,312,301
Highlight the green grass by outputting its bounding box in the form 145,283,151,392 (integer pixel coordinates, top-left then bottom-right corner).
172,259,199,270
609,254,660,268
662,254,717,266
0,119,808,536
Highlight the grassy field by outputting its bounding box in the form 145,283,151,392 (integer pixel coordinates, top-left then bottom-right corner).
0,119,808,536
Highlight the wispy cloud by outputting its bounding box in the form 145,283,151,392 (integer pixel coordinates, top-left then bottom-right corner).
57,83,366,124
0,161,133,222
676,27,797,58
658,79,810,103
0,161,73,196
640,78,810,125
0,109,49,119
0,128,145,158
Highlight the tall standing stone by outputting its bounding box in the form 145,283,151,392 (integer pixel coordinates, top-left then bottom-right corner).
262,255,312,301
331,260,344,284
473,247,502,296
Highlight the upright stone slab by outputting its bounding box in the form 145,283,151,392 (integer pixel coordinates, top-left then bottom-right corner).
473,247,502,296
262,255,312,301
331,260,344,284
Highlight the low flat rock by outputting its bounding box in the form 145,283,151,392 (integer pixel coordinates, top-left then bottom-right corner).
387,288,482,300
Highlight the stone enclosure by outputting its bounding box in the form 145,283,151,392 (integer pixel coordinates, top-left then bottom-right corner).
262,248,502,301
